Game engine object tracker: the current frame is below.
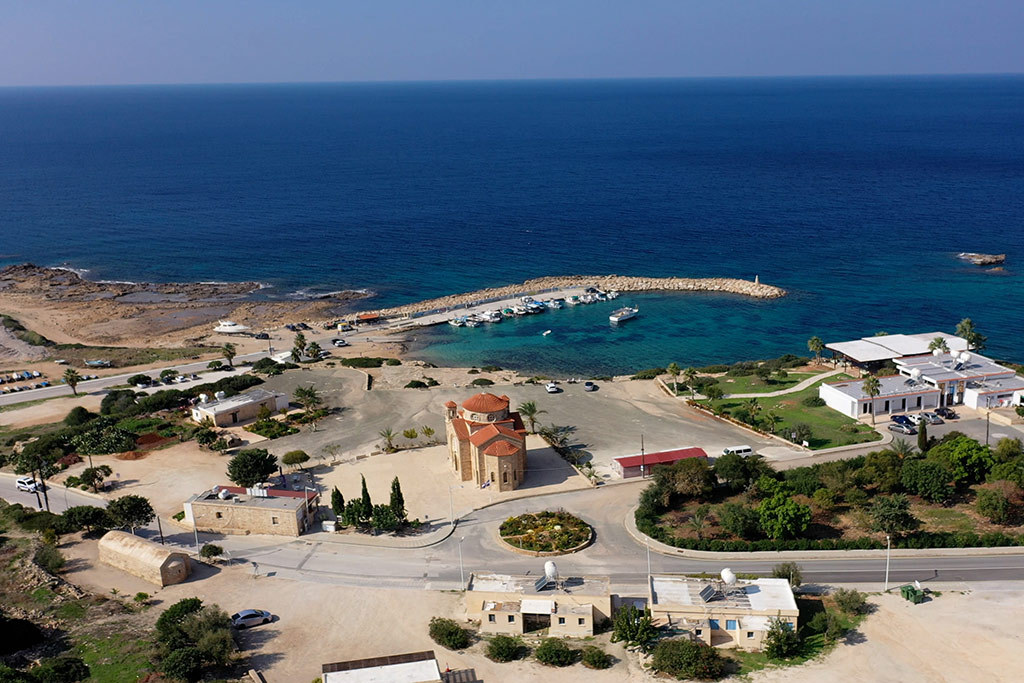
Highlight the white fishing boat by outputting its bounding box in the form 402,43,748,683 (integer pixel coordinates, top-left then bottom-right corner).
542,329,552,336
548,298,564,309
609,306,639,323
565,296,581,306
448,317,466,327
213,320,250,334
607,290,620,300
465,318,482,328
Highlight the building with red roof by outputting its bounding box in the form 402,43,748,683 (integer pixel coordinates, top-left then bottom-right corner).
612,447,708,479
444,393,527,491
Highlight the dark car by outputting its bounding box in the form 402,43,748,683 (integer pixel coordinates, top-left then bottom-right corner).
935,406,958,419
890,414,913,426
888,423,917,435
255,332,270,340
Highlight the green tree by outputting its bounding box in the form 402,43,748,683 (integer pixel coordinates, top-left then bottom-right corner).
718,502,761,540
763,617,801,659
917,419,929,452
63,405,96,426
703,384,725,401
220,342,237,367
207,359,223,370
975,487,1012,524
291,331,307,362
62,505,113,533
371,504,400,532
31,656,90,683
107,494,154,534
861,450,903,493
610,603,658,651
650,639,725,681
378,427,396,452
389,476,406,522
955,318,986,350
757,494,812,540
889,437,917,459
832,587,868,614
159,368,178,381
666,362,681,394
331,486,344,517
292,385,324,430
342,499,366,527
713,452,752,491
428,617,469,650
77,464,113,493
156,597,204,650
928,337,949,353
486,634,523,662
306,341,322,360
161,646,204,682
688,504,712,540
664,457,716,499
927,435,994,485
534,638,575,667
360,474,372,517
516,401,545,434
226,448,277,487
682,366,699,399
901,460,953,503
862,375,880,424
993,438,1023,464
869,494,919,536
807,336,824,364
763,410,781,434
62,368,83,396
812,487,837,512
199,544,223,560
772,561,803,587
282,450,310,470
792,422,813,445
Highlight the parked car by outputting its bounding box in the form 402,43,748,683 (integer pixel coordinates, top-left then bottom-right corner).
16,476,40,492
920,411,944,424
890,414,913,426
231,609,272,629
285,324,296,331
332,339,348,347
255,332,270,340
907,414,925,425
584,381,597,392
190,373,200,380
888,423,917,435
545,382,561,394
935,406,958,419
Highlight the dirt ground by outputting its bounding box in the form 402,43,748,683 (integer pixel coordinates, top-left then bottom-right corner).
749,588,1024,683
0,393,103,429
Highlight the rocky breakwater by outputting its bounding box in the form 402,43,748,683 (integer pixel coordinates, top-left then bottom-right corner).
361,274,785,319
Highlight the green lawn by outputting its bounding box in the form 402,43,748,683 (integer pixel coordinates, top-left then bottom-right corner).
74,633,156,682
700,375,882,450
915,505,976,533
715,372,817,395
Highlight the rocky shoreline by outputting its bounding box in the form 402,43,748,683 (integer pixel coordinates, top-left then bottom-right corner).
358,274,785,318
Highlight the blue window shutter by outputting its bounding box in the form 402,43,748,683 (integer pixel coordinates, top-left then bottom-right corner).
709,619,720,630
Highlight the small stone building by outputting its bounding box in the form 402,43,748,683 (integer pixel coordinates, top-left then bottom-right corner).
467,572,612,638
184,485,320,536
190,388,289,427
97,530,191,587
444,393,527,491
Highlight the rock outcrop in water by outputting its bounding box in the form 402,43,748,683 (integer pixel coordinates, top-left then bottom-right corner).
361,274,785,318
958,253,1006,266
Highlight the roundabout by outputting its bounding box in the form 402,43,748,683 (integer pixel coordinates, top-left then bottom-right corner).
497,510,593,556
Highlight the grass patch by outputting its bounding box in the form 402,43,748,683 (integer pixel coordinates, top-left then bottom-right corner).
55,602,88,620
73,633,155,681
715,372,817,395
30,586,57,604
700,375,881,450
114,416,167,433
915,505,976,533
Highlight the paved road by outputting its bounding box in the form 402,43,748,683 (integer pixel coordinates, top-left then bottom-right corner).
0,351,271,407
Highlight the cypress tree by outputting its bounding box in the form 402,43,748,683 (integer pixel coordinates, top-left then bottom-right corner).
360,475,372,523
390,476,406,522
331,486,344,516
917,419,928,452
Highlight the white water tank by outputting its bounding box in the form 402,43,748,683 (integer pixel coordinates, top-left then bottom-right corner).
721,567,737,586
544,561,559,582
198,393,209,404
215,391,226,400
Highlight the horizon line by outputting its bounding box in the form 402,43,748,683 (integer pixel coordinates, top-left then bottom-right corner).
1,71,1022,90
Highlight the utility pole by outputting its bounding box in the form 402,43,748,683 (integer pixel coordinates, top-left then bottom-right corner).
646,534,652,580
640,434,646,479
458,536,465,589
985,397,991,446
156,516,165,545
884,534,891,592
449,486,455,529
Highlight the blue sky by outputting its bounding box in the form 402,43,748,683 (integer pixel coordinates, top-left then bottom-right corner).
1,1,1021,86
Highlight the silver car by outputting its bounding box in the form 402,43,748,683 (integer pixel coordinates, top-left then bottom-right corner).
231,609,272,629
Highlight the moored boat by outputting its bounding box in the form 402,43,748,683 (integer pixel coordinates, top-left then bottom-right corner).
609,306,639,323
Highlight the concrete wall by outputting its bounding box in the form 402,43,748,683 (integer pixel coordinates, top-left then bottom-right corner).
819,383,858,419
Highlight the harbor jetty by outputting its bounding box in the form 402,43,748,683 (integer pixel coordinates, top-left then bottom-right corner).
355,275,784,322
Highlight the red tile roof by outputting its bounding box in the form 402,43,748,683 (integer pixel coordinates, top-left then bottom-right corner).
444,400,458,409
613,447,708,469
483,440,521,457
461,392,510,413
451,418,470,441
469,423,521,447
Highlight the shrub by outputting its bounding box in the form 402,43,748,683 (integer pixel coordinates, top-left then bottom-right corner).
34,545,65,574
134,592,150,605
806,609,847,643
339,357,399,368
100,389,139,416
428,617,469,650
832,588,868,615
405,380,428,389
63,406,97,427
801,395,826,407
763,617,801,659
771,561,803,587
282,450,310,469
486,635,522,662
975,487,1012,524
581,645,611,670
28,656,90,683
160,646,204,682
199,544,223,560
610,603,658,651
631,367,666,380
470,378,494,386
534,638,575,667
650,639,725,680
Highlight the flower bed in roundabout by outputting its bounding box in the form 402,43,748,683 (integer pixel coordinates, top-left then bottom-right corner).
498,510,593,556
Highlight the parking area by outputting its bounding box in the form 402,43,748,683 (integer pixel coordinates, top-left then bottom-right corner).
883,406,1024,446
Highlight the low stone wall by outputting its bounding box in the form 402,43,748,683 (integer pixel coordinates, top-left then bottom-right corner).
496,526,594,557
355,274,785,319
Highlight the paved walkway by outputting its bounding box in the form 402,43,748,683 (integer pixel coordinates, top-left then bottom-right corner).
724,368,845,398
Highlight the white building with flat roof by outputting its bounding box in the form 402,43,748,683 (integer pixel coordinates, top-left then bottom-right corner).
190,388,289,427
825,332,968,368
820,350,1024,419
321,651,442,683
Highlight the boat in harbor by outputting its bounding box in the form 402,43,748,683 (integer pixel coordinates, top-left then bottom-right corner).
609,306,639,323
547,298,564,309
607,290,620,300
565,296,581,306
448,317,466,327
502,307,516,317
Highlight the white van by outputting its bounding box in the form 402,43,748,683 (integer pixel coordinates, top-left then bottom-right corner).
722,445,754,457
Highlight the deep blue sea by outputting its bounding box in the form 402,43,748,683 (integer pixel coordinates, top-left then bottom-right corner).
1,77,1022,374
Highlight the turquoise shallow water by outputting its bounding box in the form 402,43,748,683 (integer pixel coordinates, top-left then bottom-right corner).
1,76,1022,372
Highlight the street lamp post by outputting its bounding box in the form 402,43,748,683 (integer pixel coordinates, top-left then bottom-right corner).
458,536,465,589
985,397,991,446
884,534,891,592
449,485,456,529
646,534,652,580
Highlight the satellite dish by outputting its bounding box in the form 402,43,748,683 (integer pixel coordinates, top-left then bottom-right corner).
721,568,737,586
544,561,559,582
910,368,922,381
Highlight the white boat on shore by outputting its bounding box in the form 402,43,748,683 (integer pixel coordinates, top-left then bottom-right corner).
214,320,250,334
609,306,639,323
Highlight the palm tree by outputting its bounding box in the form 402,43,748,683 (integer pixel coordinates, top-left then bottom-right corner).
292,385,323,430
379,427,396,452
927,337,949,354
63,368,82,396
807,336,824,365
862,375,881,425
517,401,546,434
955,317,986,350
292,331,307,362
689,505,711,540
306,341,322,361
889,438,916,459
682,367,699,400
666,362,681,394
220,342,237,367
763,410,781,434
745,397,762,419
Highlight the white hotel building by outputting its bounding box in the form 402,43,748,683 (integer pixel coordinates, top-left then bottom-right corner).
820,348,1024,420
